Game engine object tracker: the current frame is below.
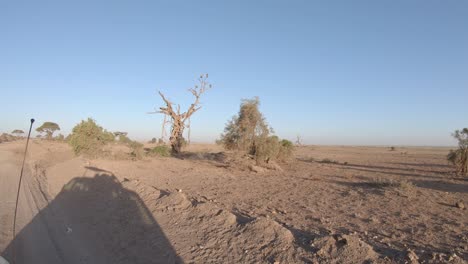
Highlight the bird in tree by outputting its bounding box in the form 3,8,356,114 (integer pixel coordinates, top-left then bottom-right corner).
11,129,25,137
36,122,60,139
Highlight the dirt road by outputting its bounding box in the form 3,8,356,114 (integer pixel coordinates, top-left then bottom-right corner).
0,143,78,263
0,142,180,264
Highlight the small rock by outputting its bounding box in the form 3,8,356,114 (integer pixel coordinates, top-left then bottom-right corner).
455,201,464,209
249,164,266,173
405,249,419,264
277,209,287,214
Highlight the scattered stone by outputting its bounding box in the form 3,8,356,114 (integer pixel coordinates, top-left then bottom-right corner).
277,209,287,215
404,249,419,264
249,164,266,173
455,201,465,209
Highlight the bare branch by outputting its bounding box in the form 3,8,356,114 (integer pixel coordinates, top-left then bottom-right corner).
150,74,212,154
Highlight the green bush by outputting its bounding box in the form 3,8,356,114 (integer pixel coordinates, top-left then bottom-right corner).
113,132,144,159
253,136,280,164
447,128,468,176
253,136,294,164
219,98,294,165
148,145,171,157
55,134,65,141
68,118,115,157
278,139,294,161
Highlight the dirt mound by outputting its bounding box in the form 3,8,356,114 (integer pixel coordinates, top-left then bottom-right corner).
311,234,381,264
120,179,302,262
154,191,193,211
232,217,298,263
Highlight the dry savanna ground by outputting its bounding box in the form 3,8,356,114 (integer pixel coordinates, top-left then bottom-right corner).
0,139,467,263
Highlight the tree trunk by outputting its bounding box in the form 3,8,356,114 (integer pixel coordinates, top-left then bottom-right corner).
169,120,184,155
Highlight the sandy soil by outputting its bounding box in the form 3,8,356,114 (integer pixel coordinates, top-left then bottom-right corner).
0,140,466,263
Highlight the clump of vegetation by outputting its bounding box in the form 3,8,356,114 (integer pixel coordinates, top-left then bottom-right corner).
128,141,144,159
447,128,468,176
36,122,60,139
147,145,171,157
368,177,414,190
11,129,24,137
319,158,338,164
278,139,294,161
389,146,396,151
113,131,144,159
68,118,115,157
0,133,17,143
218,97,294,165
55,134,65,141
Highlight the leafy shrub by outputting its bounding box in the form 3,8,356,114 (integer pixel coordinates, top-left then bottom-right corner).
447,128,468,176
253,136,281,164
368,177,414,190
117,134,132,144
55,134,65,141
219,98,294,165
148,145,171,157
219,97,270,152
278,139,294,161
68,118,115,157
114,132,144,159
128,141,144,159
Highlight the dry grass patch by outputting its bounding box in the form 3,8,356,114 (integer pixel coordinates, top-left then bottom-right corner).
367,177,415,190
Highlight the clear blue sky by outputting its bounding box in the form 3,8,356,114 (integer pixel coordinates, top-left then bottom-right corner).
1,1,467,146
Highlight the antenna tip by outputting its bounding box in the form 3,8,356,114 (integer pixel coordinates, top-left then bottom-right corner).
31,118,35,123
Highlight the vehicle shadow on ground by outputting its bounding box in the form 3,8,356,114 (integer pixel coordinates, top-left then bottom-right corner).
2,173,183,264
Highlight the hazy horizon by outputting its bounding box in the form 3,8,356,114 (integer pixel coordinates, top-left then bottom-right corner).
1,1,467,146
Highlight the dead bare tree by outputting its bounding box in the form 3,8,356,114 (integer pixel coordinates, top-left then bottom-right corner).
160,114,171,143
150,74,211,154
295,135,303,147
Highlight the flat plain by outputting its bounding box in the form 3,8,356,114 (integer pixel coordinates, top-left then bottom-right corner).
0,140,466,263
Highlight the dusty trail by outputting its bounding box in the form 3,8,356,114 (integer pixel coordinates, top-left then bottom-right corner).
0,142,180,264
0,144,78,263
0,144,107,264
